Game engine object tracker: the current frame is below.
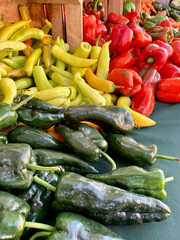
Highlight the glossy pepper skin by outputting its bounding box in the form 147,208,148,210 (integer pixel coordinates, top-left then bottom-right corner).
51,212,124,240
87,166,169,200
158,62,180,79
18,170,59,238
0,103,18,130
107,13,129,25
0,134,8,144
7,125,68,151
109,52,135,71
123,0,135,14
146,26,173,43
64,104,134,135
124,11,140,22
14,94,66,129
153,40,173,58
52,172,171,224
33,148,98,174
143,15,167,30
83,15,96,44
170,40,180,67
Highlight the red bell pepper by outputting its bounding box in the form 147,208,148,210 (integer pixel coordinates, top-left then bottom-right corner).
153,40,173,58
107,12,129,25
159,62,180,79
170,40,180,67
136,43,169,71
108,68,142,97
83,15,96,44
109,24,133,53
156,78,180,102
84,2,93,15
146,26,173,43
105,22,114,35
84,0,105,21
156,19,171,28
123,11,140,23
109,52,135,71
95,23,107,37
127,47,141,61
131,87,155,117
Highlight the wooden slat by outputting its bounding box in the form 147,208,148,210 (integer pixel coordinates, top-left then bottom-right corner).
108,0,124,15
27,2,44,28
29,0,82,4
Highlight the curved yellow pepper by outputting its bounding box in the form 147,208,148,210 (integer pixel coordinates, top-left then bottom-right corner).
0,77,17,104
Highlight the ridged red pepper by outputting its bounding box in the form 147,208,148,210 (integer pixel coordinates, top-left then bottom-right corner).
95,23,107,37
107,12,129,25
109,52,135,71
123,11,140,23
146,26,173,43
83,15,96,44
170,40,180,67
153,40,173,58
159,62,180,79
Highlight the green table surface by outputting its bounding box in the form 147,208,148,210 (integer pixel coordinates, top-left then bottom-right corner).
97,100,180,240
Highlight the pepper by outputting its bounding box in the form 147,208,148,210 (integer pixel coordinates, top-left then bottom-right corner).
42,18,53,34
15,77,34,90
83,14,96,44
153,39,173,58
19,5,34,28
50,172,171,224
109,24,133,53
13,94,66,129
95,22,107,37
123,11,140,22
7,125,68,151
102,131,179,166
33,148,98,174
89,36,102,72
107,12,129,25
146,26,173,43
33,65,53,90
0,94,33,130
41,34,52,69
158,62,180,79
55,123,116,170
108,68,142,97
143,15,167,30
109,52,135,71
123,0,135,14
0,40,27,51
136,43,169,71
87,165,174,200
0,134,8,144
0,77,17,104
170,39,180,67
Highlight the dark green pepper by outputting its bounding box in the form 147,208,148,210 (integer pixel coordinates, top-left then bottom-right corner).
33,148,98,174
7,125,68,151
50,172,170,225
0,134,8,144
14,94,66,129
143,15,167,30
0,94,33,131
170,10,180,21
55,124,116,170
64,104,134,134
87,166,174,200
170,1,180,11
102,131,179,166
0,143,62,189
123,0,135,14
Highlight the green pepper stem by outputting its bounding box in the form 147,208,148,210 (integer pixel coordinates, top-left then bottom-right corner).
156,154,180,162
11,94,34,111
100,150,117,170
27,163,64,172
165,177,174,183
96,35,101,46
115,85,124,88
146,57,155,65
25,222,56,232
33,175,56,192
29,231,52,240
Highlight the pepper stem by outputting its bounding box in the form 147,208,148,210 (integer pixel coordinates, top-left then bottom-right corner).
96,35,101,46
11,94,34,111
115,85,124,89
33,175,56,192
27,163,64,172
25,222,56,232
93,0,99,11
29,231,52,240
146,57,155,65
100,150,117,170
165,177,174,183
156,154,180,162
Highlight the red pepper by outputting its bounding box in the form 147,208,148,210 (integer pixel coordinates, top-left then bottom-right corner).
131,87,155,117
170,40,180,67
95,23,107,37
91,36,105,47
136,43,169,71
146,26,173,43
109,52,135,71
156,19,171,28
83,15,97,44
156,78,180,102
107,12,129,25
109,24,133,53
123,11,140,22
108,68,142,97
105,22,114,35
84,2,93,15
127,47,141,61
153,40,173,58
129,66,140,73
141,67,161,94
159,62,180,79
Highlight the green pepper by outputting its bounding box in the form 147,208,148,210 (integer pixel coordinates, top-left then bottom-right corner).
0,143,62,190
64,104,134,134
0,134,8,144
13,94,66,129
55,123,116,170
101,131,180,166
87,166,174,200
143,15,167,30
18,170,59,238
0,94,33,130
7,125,68,151
123,0,135,14
33,148,98,174
49,172,170,225
170,1,180,11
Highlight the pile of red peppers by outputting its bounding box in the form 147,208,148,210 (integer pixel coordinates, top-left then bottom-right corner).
83,0,180,117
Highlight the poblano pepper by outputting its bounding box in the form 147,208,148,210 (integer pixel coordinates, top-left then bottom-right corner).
13,94,66,129
7,125,68,151
64,104,134,135
0,134,8,144
33,148,98,174
0,143,63,189
87,166,174,200
101,131,180,166
55,123,116,170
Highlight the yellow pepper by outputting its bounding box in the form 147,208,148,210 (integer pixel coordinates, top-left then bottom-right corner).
0,77,17,104
116,96,156,128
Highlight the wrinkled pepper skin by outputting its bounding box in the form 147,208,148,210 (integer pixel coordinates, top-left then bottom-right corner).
87,166,168,200
7,125,67,151
52,172,171,225
14,94,66,129
46,231,69,240
54,212,124,240
18,171,59,238
0,143,36,189
0,103,18,130
33,149,98,174
64,104,134,134
0,134,8,144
